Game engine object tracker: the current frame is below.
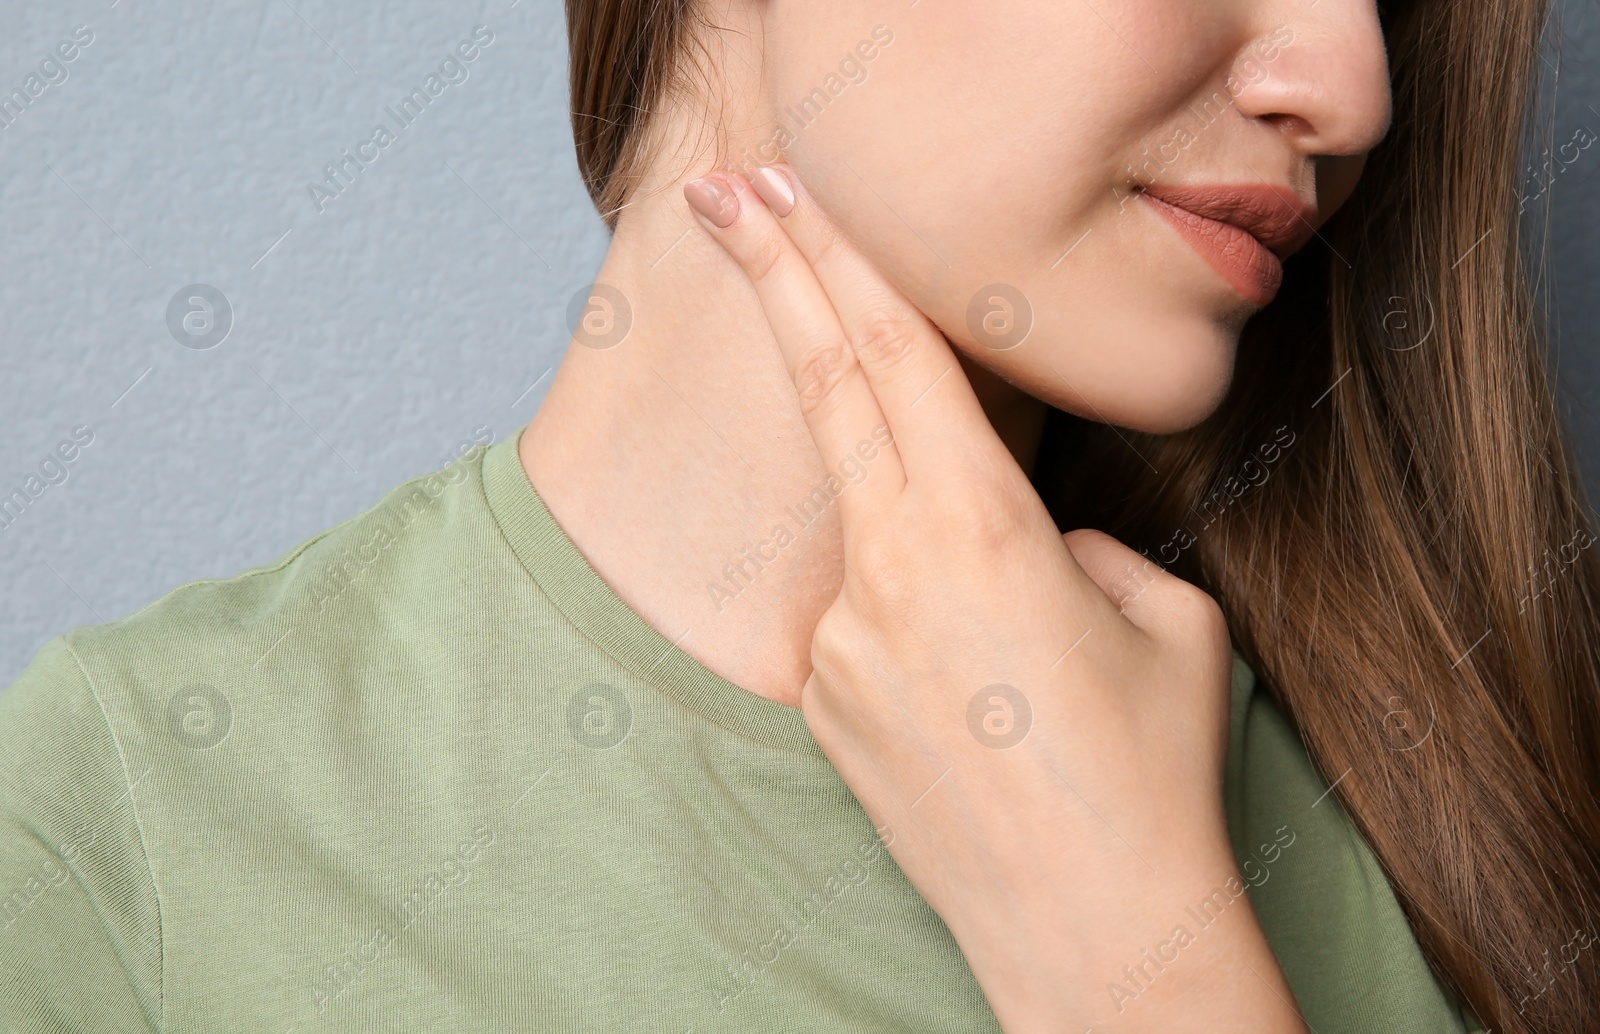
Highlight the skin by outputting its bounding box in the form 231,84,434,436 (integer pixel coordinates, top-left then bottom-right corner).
521,0,1391,1028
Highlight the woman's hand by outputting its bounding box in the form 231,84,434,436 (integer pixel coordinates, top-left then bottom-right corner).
684,165,1309,1034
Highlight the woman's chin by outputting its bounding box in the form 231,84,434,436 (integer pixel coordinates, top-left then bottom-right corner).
989,334,1237,436
1056,387,1227,436
1119,393,1228,435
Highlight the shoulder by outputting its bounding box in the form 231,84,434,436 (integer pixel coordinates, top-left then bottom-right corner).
50,443,494,715
1223,649,1486,1033
0,443,500,1029
0,635,164,1030
2,441,499,814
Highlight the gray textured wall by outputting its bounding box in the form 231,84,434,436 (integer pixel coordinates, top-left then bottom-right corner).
2,0,1597,687
1540,0,1600,490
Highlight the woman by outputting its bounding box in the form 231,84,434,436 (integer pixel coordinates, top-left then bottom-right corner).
2,0,1596,1031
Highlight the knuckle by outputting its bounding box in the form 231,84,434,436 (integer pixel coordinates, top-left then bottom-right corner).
852,306,921,370
744,231,789,285
937,480,1027,552
791,339,859,417
1160,580,1230,642
811,220,856,269
810,605,862,668
809,603,891,694
850,532,918,602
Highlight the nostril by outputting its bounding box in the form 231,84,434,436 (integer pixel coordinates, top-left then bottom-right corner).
1263,112,1316,138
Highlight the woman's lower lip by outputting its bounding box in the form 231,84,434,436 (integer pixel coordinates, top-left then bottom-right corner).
1139,192,1282,307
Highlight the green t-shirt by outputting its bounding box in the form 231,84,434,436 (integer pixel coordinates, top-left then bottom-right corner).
0,431,1485,1032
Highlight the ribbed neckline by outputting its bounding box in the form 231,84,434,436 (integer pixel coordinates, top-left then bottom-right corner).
482,428,828,757
481,427,1259,769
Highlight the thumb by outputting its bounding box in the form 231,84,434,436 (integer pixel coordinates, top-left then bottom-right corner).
1059,528,1172,624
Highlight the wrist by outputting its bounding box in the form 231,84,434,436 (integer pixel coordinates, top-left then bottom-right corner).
942,847,1308,1032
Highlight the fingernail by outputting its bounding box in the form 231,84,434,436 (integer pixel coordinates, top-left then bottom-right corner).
684,173,739,228
751,166,795,217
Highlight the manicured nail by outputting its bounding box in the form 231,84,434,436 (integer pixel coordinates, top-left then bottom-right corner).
684,173,739,228
750,165,795,216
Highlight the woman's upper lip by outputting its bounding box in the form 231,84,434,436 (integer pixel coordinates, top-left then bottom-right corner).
1136,183,1318,259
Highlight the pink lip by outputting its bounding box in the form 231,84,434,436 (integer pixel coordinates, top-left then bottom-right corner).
1138,184,1318,307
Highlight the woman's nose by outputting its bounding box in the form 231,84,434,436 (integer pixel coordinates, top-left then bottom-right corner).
1229,2,1394,158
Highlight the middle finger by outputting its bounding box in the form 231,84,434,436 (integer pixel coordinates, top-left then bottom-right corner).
685,169,909,527
745,163,1012,486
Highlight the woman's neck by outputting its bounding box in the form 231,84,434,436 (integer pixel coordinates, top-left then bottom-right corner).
519,178,1048,706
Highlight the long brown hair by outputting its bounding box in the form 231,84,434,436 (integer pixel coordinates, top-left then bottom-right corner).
563,1,1600,1030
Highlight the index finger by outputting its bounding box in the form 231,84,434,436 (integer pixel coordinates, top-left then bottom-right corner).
684,168,908,528
746,163,1015,484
